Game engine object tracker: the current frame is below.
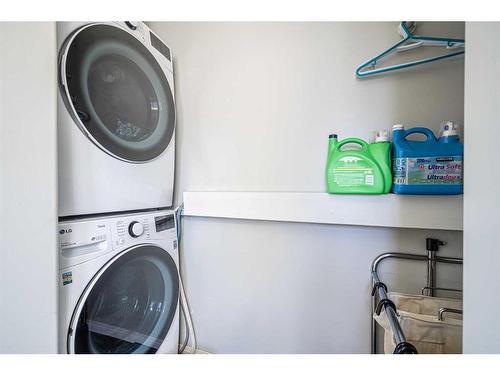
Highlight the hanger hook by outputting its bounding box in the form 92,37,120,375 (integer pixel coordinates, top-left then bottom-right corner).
399,21,416,38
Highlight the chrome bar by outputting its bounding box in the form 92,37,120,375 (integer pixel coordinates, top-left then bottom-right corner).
372,271,406,345
427,249,436,296
371,252,428,273
438,307,463,321
421,286,462,295
435,256,463,265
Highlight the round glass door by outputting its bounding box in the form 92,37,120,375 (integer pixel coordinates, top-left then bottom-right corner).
70,245,179,354
61,24,175,162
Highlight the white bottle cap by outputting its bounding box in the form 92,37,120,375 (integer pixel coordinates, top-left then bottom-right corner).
373,129,390,143
440,121,459,137
392,124,404,131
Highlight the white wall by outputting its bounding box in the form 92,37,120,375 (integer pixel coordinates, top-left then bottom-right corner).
463,22,500,354
182,218,462,353
0,23,58,353
149,22,465,353
150,22,465,196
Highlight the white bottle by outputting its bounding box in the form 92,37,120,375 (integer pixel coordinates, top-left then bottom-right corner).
372,129,390,143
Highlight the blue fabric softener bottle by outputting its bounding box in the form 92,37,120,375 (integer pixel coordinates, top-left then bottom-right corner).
392,122,463,195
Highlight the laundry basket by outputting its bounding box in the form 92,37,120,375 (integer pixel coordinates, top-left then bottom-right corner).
374,292,463,354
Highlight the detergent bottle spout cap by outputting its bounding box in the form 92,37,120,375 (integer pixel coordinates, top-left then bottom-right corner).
392,124,404,131
440,121,459,138
373,129,390,143
329,134,338,139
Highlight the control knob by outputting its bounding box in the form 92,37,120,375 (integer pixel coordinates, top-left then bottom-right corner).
128,221,144,238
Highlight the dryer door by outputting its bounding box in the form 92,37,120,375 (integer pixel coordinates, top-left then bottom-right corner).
60,23,175,163
68,245,179,354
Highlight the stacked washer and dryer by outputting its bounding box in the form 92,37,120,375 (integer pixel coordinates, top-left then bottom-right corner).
57,22,180,354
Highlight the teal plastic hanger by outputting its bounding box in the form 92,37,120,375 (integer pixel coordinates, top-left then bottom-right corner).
356,22,465,78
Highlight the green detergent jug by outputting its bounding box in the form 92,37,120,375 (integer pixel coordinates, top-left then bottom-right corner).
326,132,392,194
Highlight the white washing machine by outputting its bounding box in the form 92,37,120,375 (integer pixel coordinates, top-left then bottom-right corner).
57,22,176,217
58,209,179,354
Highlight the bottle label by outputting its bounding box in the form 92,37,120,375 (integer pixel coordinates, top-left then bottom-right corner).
332,157,375,187
393,156,462,185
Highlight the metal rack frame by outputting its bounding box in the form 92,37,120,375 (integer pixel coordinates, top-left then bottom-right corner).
371,238,463,354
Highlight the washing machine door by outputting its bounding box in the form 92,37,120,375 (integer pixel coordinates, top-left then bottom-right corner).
60,23,175,163
68,245,179,354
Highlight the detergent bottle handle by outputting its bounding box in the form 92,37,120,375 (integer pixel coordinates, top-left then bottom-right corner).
403,127,436,143
336,138,369,151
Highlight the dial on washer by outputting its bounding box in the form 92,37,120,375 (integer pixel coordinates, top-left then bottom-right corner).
128,221,144,238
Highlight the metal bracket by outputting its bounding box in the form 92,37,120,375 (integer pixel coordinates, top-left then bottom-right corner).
371,281,388,296
426,237,446,252
375,298,397,316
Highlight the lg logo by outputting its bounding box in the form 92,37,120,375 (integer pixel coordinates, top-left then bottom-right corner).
59,228,72,235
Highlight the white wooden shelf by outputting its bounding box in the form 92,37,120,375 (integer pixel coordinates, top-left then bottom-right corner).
183,192,463,231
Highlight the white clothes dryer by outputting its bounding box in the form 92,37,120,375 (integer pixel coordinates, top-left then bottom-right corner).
58,209,179,354
57,22,175,217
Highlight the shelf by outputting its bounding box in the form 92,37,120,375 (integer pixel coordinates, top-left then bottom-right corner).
183,192,463,231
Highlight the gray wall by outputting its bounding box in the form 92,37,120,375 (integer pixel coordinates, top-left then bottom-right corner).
148,22,465,353
0,22,58,353
463,22,500,354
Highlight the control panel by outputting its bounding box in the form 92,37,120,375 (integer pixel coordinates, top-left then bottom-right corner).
58,210,177,270
112,212,176,248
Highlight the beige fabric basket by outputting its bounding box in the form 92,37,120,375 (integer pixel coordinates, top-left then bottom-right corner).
374,292,463,354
